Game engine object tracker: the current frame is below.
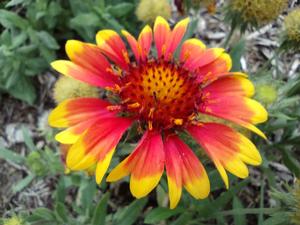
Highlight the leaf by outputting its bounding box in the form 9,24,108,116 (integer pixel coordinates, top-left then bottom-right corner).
286,79,300,97
36,31,59,50
76,178,97,213
107,3,134,18
22,126,37,151
280,147,300,177
70,13,100,27
144,207,185,224
12,173,35,193
32,207,56,221
229,39,246,71
8,75,36,104
115,198,147,225
269,112,296,121
92,192,110,225
170,212,193,225
262,212,290,225
0,147,25,164
0,9,28,29
233,197,246,225
5,0,25,7
55,202,68,223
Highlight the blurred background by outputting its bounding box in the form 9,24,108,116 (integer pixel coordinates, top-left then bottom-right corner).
0,0,300,224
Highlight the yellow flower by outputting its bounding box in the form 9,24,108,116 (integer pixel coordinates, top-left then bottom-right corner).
53,76,99,103
284,8,300,42
3,216,23,225
255,84,278,105
136,0,171,23
230,0,288,26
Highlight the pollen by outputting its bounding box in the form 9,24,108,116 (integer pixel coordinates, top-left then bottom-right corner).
119,60,201,130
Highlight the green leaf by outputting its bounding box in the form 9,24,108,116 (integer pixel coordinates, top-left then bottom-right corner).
262,212,290,225
32,207,56,221
170,212,193,225
145,207,185,224
116,198,147,225
286,79,300,97
5,0,25,7
233,197,246,225
8,75,36,104
229,39,246,71
107,3,134,18
22,126,37,151
0,9,28,29
55,202,68,223
36,31,59,50
280,147,300,177
12,173,35,193
70,12,100,27
92,193,110,225
76,178,97,212
0,147,25,164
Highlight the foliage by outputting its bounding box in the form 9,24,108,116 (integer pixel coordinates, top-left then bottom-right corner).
0,0,141,104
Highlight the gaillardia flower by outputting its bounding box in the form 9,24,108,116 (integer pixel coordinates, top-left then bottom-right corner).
49,17,268,208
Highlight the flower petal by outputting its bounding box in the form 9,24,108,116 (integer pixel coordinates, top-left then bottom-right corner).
196,53,232,83
66,117,132,184
202,75,255,97
154,16,171,58
51,60,116,88
122,30,140,62
199,95,268,138
164,17,190,60
65,40,115,80
179,38,206,62
164,135,183,209
138,25,152,62
55,117,102,144
96,30,129,69
164,134,210,208
107,130,164,198
183,48,224,72
48,98,114,128
188,123,262,188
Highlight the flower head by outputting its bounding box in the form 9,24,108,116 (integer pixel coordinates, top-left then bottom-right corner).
53,76,99,103
229,0,288,26
284,8,300,43
136,0,171,23
49,17,268,208
255,84,278,106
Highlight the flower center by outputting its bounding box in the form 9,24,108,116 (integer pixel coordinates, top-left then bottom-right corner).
119,60,201,130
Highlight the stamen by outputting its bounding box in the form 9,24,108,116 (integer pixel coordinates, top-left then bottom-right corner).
106,84,121,93
127,102,140,109
173,118,183,125
148,121,153,130
188,113,196,121
148,107,155,118
123,50,130,64
107,105,122,111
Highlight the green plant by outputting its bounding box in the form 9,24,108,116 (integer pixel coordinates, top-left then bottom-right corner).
0,0,141,104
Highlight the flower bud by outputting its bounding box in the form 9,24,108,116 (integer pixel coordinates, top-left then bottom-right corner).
136,0,171,23
53,76,99,104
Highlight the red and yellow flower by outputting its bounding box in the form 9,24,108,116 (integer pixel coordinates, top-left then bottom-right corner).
49,17,268,209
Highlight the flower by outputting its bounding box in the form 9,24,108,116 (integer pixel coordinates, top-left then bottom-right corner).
255,84,278,106
284,8,300,43
53,76,99,103
136,0,171,23
229,0,288,26
49,17,268,208
3,215,23,225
